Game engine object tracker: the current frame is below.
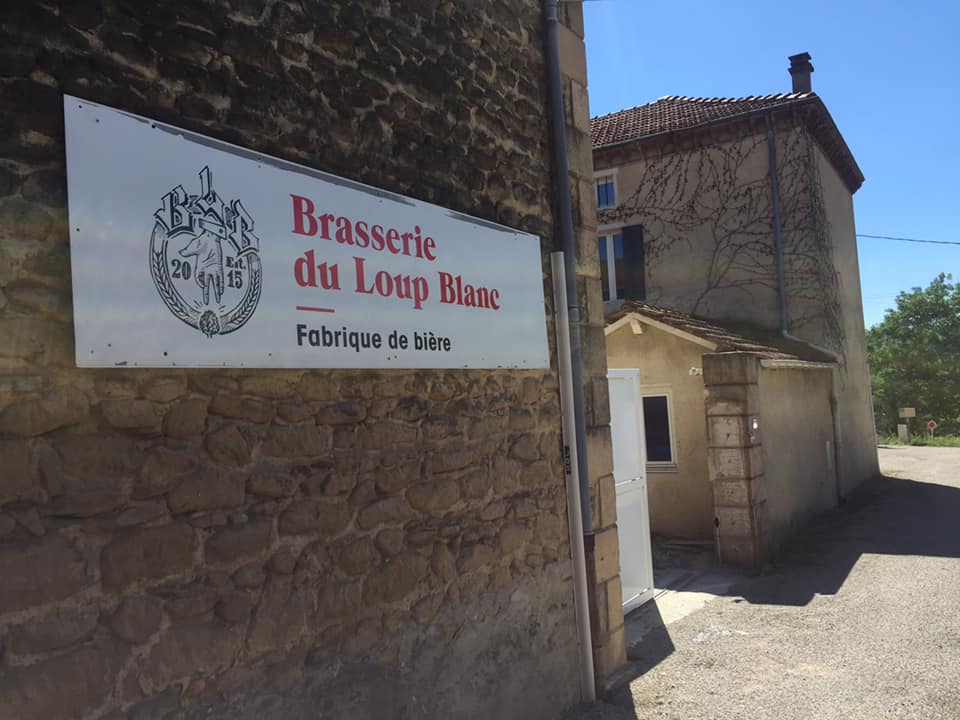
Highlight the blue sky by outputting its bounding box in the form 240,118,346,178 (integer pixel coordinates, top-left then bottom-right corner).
583,0,959,328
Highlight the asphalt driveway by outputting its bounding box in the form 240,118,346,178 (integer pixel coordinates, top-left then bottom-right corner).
562,446,960,720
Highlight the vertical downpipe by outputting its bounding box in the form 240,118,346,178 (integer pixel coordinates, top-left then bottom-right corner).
542,0,593,535
543,0,597,702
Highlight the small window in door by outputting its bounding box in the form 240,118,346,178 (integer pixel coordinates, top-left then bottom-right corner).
642,394,674,464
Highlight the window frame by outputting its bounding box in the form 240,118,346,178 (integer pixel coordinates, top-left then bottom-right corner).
597,229,621,302
594,169,618,209
641,387,678,473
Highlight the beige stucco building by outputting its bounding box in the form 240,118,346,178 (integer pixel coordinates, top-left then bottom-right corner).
606,303,842,564
593,54,880,564
605,310,712,541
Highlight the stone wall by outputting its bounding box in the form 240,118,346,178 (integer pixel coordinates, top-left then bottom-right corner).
0,2,616,717
556,2,626,684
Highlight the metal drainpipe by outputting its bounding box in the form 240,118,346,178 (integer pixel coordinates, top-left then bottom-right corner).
543,0,597,704
765,111,844,501
552,253,596,703
543,0,593,536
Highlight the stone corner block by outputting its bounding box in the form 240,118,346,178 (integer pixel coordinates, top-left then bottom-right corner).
707,445,764,482
586,424,614,483
707,415,759,449
595,473,617,528
557,22,587,86
593,623,626,681
702,352,759,386
602,575,624,637
704,382,760,417
569,78,591,134
560,1,585,38
587,374,611,428
587,524,620,585
716,532,766,568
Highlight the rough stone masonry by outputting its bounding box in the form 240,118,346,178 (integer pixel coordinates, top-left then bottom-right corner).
0,2,621,718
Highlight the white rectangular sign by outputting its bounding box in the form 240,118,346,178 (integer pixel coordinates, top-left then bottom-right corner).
63,96,550,369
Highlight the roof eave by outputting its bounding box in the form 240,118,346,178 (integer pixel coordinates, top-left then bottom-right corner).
592,96,820,151
605,311,720,351
800,99,865,193
593,96,865,195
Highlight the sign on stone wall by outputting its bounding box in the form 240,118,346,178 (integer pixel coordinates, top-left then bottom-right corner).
63,96,550,369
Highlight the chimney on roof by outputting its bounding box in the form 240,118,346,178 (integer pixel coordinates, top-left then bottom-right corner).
788,52,814,93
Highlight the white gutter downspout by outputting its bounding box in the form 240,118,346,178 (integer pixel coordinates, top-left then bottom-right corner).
552,253,596,702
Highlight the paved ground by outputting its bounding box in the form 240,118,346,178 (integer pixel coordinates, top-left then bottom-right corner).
561,446,960,720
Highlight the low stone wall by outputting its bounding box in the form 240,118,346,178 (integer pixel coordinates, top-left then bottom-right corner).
704,352,838,565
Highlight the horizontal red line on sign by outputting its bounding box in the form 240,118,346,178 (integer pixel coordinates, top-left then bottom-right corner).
295,306,336,313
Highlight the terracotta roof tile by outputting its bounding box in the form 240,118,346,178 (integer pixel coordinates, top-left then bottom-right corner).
606,301,836,363
591,93,864,193
590,93,816,148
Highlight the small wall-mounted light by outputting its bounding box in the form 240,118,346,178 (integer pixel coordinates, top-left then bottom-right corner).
689,367,703,376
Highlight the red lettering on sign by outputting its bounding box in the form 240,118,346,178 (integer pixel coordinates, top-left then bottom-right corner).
354,257,429,310
291,194,317,236
289,195,440,262
438,272,501,311
294,249,340,290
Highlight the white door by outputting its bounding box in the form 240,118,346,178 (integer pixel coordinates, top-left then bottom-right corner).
607,369,655,613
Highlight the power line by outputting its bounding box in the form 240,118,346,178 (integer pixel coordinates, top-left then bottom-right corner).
857,234,960,247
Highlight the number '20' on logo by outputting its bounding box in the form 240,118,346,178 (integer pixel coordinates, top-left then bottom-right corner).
149,166,262,338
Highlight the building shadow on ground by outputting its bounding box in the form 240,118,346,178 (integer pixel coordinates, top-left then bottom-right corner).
591,600,673,718
733,473,960,606
592,470,960,715
621,601,675,674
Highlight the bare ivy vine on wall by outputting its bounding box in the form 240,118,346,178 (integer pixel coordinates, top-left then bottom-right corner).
779,127,844,355
598,124,844,354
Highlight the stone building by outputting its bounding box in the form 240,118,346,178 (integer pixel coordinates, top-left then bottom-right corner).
593,54,880,565
0,2,623,718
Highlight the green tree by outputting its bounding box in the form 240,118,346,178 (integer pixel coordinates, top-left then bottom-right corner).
867,273,960,435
